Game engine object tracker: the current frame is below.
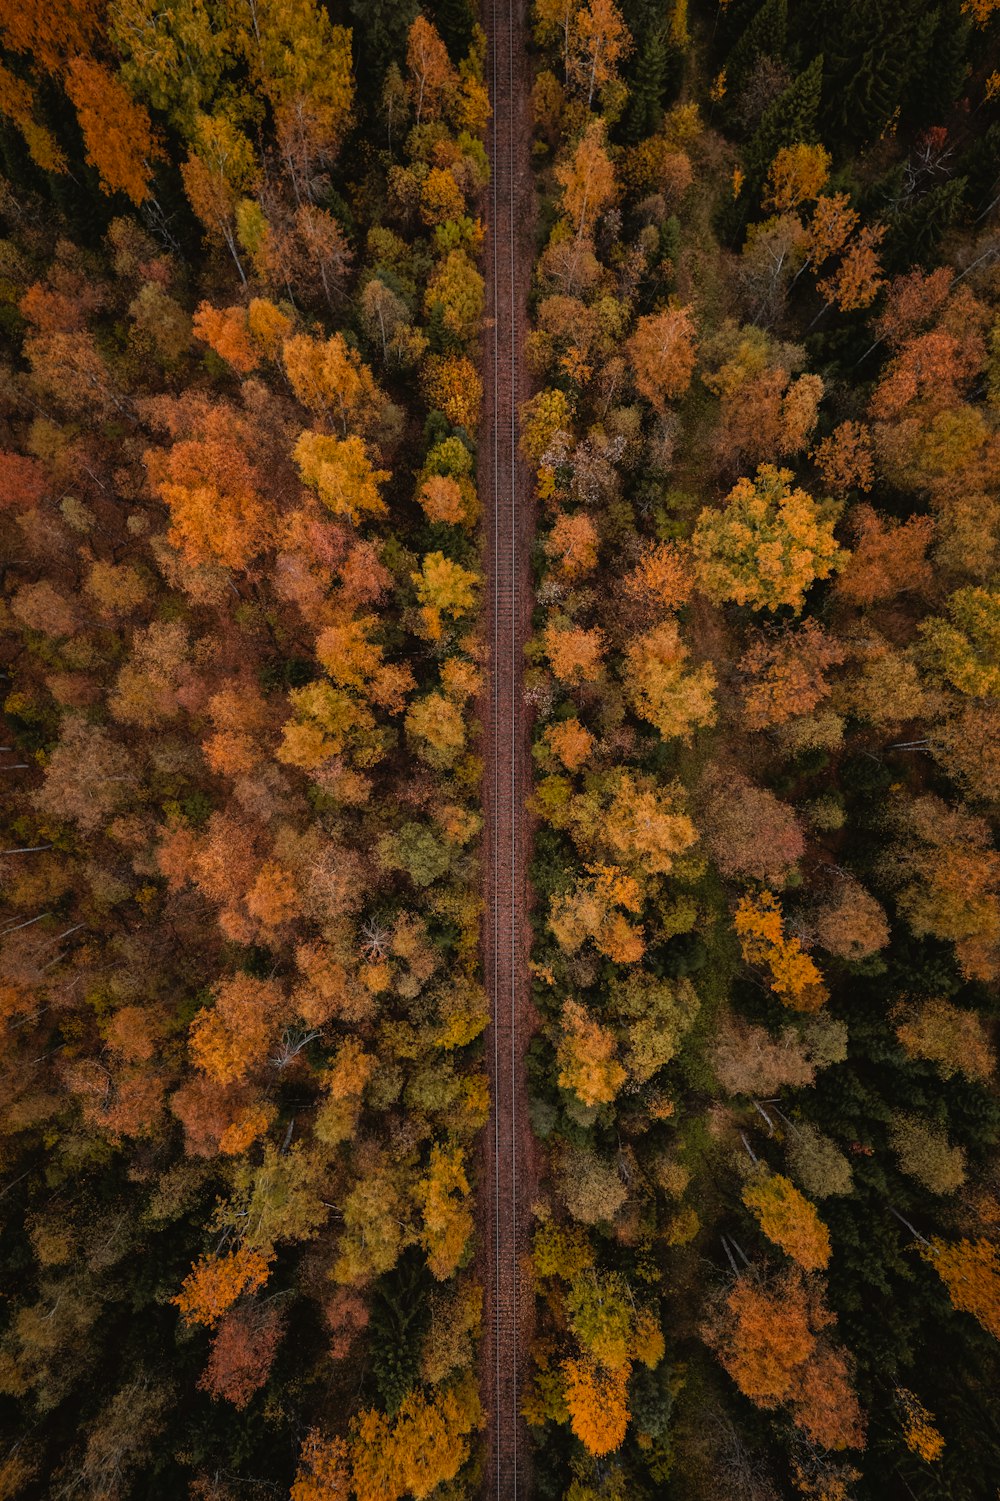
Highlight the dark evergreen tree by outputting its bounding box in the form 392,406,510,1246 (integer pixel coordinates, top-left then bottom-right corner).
725,0,788,92
617,0,663,37
811,0,952,152
960,118,1000,220
885,176,969,270
743,53,823,187
905,0,970,127
620,25,670,144
368,1259,431,1416
429,0,477,62
348,0,419,86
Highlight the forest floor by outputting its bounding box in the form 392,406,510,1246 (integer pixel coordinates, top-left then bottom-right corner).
476,0,539,1495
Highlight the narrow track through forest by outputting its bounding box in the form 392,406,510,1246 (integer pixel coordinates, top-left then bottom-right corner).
480,0,534,1494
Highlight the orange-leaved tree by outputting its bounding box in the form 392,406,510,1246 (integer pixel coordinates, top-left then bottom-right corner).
64,56,161,204
198,1302,286,1409
702,1267,865,1450
556,999,626,1107
923,1237,1000,1340
735,890,828,1011
543,617,606,683
561,1357,629,1456
739,620,846,730
174,1246,274,1328
549,864,645,965
555,117,616,234
188,976,286,1086
567,0,633,106
626,304,698,412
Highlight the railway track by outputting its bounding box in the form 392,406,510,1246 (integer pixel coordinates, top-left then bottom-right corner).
482,0,531,1494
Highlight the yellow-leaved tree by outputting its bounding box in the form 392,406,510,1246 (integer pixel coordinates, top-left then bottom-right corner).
693,464,842,612
742,1168,832,1270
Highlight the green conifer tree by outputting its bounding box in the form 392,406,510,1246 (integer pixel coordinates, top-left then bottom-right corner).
887,176,969,270
726,0,788,93
621,26,669,143
430,0,477,62
742,53,823,190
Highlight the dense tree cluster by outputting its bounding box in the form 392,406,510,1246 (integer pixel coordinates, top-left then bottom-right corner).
2,0,1000,1497
0,2,490,1495
522,0,1000,1496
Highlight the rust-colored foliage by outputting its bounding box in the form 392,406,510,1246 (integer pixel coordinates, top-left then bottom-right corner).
814,878,889,960
64,57,160,204
703,1268,864,1450
812,420,875,495
701,769,805,886
189,976,286,1086
1,0,998,1492
199,1302,286,1409
792,1344,867,1450
622,541,694,617
817,222,885,312
703,1269,823,1407
626,304,698,412
834,505,934,606
146,406,277,569
739,620,846,730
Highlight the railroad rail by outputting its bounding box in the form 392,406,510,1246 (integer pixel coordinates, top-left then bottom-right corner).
482,0,530,1494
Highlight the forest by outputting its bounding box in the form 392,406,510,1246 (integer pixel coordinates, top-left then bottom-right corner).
0,0,999,1498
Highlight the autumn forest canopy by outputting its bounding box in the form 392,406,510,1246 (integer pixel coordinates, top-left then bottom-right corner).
1,0,1000,1497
